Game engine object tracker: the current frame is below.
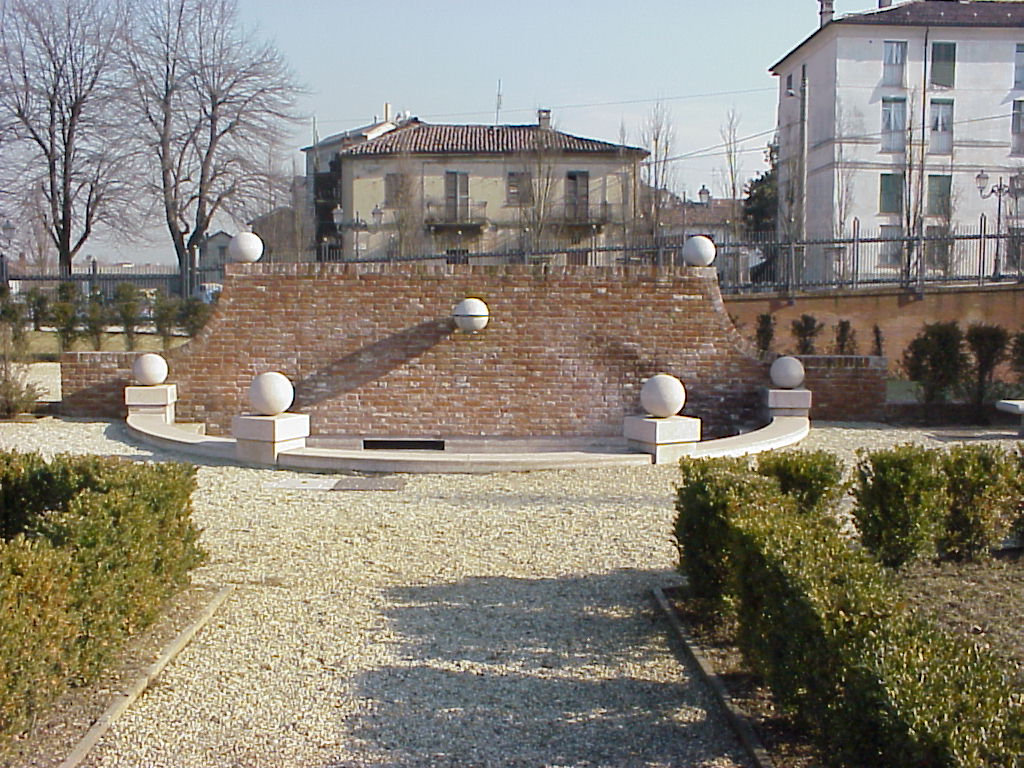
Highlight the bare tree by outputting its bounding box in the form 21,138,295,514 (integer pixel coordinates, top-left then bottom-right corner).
834,99,863,237
718,107,743,241
0,0,137,275
125,0,302,292
638,102,676,238
513,123,560,252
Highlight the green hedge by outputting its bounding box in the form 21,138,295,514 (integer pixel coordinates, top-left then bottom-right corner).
674,457,1024,767
0,452,203,749
755,449,844,515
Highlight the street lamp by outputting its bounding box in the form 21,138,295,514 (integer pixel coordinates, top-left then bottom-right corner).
976,169,1024,277
0,219,14,288
698,185,711,206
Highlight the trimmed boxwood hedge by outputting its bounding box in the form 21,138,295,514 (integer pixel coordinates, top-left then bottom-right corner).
0,452,203,751
674,456,1024,768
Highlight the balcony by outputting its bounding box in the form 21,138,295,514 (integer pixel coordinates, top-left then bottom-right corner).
554,201,618,228
424,199,488,230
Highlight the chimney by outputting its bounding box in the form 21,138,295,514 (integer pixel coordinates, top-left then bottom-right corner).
383,102,392,122
819,0,834,26
537,108,551,130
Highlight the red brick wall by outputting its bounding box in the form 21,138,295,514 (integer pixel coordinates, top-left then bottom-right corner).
802,356,888,422
61,264,886,436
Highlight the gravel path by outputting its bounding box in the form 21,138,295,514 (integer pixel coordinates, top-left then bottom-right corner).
0,417,1016,768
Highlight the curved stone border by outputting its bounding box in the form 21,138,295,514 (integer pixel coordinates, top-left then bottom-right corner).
127,412,809,473
58,586,234,768
651,586,775,768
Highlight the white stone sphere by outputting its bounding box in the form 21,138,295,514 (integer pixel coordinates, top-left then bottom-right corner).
227,232,264,263
453,297,489,332
640,373,687,418
132,353,168,386
682,235,717,266
770,355,805,389
248,372,294,415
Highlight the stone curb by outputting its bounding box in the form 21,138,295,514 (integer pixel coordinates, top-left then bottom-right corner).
651,586,775,768
58,585,234,768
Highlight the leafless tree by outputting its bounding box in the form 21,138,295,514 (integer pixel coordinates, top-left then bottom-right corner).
718,107,743,241
125,0,302,291
513,123,560,252
0,0,138,276
638,102,676,238
834,99,863,237
387,153,425,259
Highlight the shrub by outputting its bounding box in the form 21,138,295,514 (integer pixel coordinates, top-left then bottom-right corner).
964,324,1010,422
791,313,824,355
755,313,775,353
152,295,181,351
0,297,40,418
0,452,203,749
728,489,1024,767
673,457,777,607
25,288,48,332
902,321,967,404
852,444,949,568
50,298,79,354
81,292,108,351
939,444,1018,560
113,282,142,352
832,319,858,355
179,297,212,338
755,449,844,515
872,323,884,358
1012,330,1024,382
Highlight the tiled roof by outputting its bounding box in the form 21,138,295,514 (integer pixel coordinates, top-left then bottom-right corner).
837,0,1024,28
337,121,647,157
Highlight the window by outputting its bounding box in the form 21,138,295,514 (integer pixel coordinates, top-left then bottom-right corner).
506,172,533,206
880,224,903,267
1015,44,1024,88
786,73,794,94
929,100,953,153
1014,100,1024,154
879,173,904,214
881,98,906,152
565,171,589,221
926,175,952,216
444,171,469,221
384,173,406,207
931,42,956,87
883,41,907,86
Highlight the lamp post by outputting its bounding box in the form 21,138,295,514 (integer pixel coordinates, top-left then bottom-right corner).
697,185,711,206
975,169,1024,277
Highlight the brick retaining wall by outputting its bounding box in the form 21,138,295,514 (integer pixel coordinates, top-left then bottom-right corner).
61,264,887,436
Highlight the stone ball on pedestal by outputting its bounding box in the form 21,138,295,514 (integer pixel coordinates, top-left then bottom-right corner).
453,297,489,332
682,235,716,266
248,372,294,415
770,356,806,389
227,232,264,263
132,353,168,386
640,373,687,418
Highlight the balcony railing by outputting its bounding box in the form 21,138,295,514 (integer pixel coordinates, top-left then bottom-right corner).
556,201,617,225
424,199,487,227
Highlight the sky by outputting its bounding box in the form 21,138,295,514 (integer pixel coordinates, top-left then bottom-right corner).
92,0,870,265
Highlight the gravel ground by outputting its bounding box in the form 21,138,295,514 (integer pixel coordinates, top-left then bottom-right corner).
0,417,1016,768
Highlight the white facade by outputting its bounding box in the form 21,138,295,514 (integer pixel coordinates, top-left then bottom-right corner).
773,1,1024,280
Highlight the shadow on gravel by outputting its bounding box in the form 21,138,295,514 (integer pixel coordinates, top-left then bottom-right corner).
327,569,747,768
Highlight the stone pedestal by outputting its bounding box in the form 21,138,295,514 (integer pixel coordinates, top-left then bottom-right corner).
765,388,812,418
125,384,177,424
233,413,310,465
624,414,702,464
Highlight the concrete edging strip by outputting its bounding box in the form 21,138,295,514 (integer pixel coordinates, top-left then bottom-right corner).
651,586,775,768
58,585,234,768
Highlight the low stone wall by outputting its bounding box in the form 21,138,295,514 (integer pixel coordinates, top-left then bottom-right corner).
801,355,888,422
61,264,887,436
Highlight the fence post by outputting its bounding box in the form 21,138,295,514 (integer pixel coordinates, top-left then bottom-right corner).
978,213,987,287
786,241,795,299
852,218,860,288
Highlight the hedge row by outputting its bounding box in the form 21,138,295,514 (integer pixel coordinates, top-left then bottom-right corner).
853,443,1022,567
0,452,203,750
674,455,1024,768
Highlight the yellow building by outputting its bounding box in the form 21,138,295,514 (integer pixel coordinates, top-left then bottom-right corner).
303,109,648,264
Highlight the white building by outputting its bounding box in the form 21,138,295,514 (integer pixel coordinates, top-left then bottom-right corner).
771,0,1024,280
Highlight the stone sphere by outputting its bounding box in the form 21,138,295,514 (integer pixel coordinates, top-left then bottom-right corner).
682,235,717,266
770,356,805,389
227,232,264,263
640,373,686,417
132,353,168,386
248,372,294,415
453,297,489,332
